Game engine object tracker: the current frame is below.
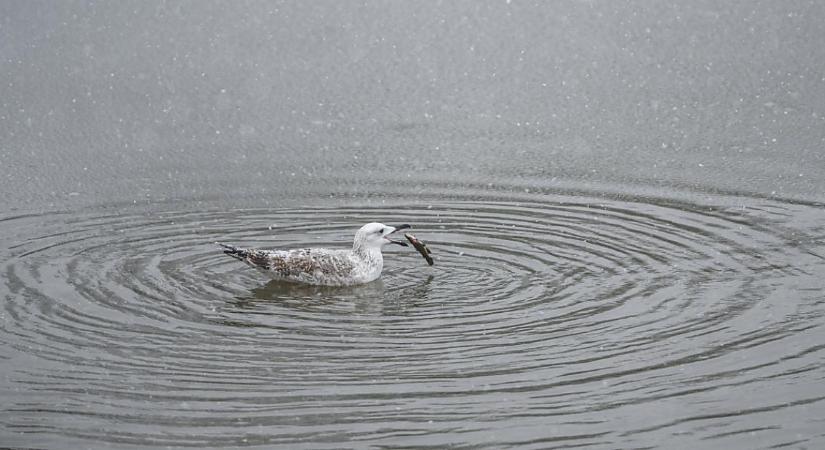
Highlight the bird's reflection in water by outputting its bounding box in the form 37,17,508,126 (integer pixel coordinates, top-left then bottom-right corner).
251,278,387,301
225,275,434,317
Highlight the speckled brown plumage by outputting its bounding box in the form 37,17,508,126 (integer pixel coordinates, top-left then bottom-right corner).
217,222,409,286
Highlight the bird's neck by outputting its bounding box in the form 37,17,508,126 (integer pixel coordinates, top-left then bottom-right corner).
351,245,383,282
353,244,383,264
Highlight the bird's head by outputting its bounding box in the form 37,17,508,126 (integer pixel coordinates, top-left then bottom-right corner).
354,222,411,251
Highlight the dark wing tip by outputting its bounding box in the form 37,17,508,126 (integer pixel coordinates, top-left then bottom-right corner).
218,242,249,260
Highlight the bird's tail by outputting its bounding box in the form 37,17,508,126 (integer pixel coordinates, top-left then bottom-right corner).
216,242,249,260
217,242,273,270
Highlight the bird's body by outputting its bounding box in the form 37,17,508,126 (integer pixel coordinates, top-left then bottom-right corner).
219,245,382,286
219,222,409,286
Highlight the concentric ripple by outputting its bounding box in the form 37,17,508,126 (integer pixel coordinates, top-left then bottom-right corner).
2,193,824,448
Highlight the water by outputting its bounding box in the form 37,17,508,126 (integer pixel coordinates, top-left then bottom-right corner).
3,190,824,448
2,1,825,448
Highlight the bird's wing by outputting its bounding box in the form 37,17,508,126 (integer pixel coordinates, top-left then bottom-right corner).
273,249,355,277
219,244,354,277
219,243,278,270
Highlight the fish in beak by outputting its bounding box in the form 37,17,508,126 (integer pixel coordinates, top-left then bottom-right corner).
384,224,411,246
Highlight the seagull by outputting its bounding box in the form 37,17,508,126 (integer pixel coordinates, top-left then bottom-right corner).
218,223,411,286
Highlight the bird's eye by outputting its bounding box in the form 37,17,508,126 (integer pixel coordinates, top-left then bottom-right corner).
379,228,386,234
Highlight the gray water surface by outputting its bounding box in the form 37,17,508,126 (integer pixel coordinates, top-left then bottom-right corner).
2,1,825,448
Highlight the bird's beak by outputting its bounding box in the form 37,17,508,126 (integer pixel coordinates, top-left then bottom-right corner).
384,224,411,246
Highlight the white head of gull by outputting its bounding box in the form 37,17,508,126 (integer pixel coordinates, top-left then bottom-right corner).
218,222,411,286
